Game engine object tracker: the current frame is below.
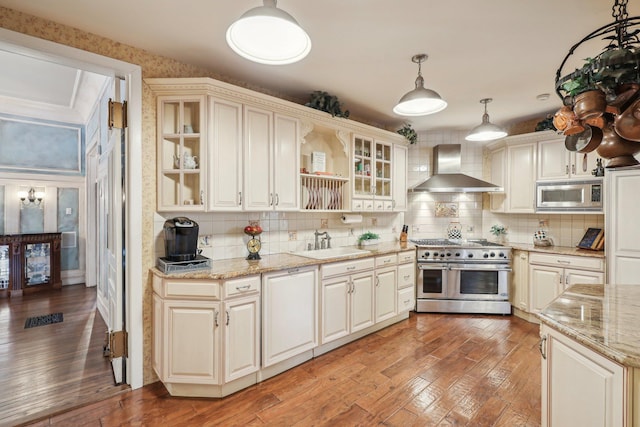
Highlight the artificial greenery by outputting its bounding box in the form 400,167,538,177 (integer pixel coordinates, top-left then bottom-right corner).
305,91,350,118
490,224,507,236
358,231,380,241
397,123,418,144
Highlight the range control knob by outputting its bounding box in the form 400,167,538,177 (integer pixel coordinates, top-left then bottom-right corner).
498,252,504,258
468,253,474,258
440,253,446,257
483,253,489,258
455,252,461,257
490,252,496,257
446,252,452,257
424,252,430,257
433,252,438,257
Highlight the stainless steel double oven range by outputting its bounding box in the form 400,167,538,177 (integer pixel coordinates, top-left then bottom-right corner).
411,239,512,314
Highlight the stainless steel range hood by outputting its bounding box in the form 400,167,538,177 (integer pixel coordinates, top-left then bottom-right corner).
411,144,503,192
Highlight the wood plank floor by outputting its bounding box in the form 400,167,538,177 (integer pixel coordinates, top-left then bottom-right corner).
26,311,542,426
0,285,129,427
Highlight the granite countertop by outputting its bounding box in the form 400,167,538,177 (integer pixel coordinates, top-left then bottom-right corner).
152,241,416,280
508,243,605,258
538,284,640,368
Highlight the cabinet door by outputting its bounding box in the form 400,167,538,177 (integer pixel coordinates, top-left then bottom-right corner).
273,114,300,210
157,96,206,211
224,295,260,382
564,268,604,288
392,144,408,211
529,265,563,313
208,97,243,210
373,140,392,200
152,293,163,376
538,138,569,180
353,135,374,199
489,147,506,212
571,151,600,179
397,262,415,290
507,142,536,213
397,286,415,313
321,276,350,344
164,300,220,384
243,106,273,210
262,267,318,367
350,271,375,333
375,267,397,323
541,325,626,427
511,250,529,312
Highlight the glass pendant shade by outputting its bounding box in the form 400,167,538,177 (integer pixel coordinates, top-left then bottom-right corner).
465,99,507,141
393,54,447,116
226,0,311,65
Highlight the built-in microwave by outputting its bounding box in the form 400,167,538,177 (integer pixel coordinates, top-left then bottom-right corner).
536,179,603,212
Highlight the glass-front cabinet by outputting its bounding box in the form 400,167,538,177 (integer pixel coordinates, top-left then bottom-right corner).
352,135,393,211
157,96,205,212
25,243,50,286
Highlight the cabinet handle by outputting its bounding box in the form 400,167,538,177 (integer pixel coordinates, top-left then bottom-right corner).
238,191,242,206
539,335,547,360
376,276,380,287
403,299,411,304
200,190,205,205
565,165,569,174
214,311,219,327
572,164,576,174
275,193,280,206
565,274,569,286
351,281,355,294
557,260,570,265
226,310,230,326
287,268,299,274
236,284,251,291
346,266,356,271
384,259,391,264
270,193,274,206
404,274,410,280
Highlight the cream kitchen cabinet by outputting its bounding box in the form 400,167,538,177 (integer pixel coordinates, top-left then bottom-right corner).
540,324,626,427
397,250,416,312
152,274,261,397
352,135,393,211
375,254,397,322
537,137,600,181
320,257,375,344
243,107,299,211
207,97,243,211
529,253,604,314
511,250,529,314
392,144,408,211
487,134,537,213
156,95,206,211
262,266,318,367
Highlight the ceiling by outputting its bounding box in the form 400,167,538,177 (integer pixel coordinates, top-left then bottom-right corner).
0,0,638,132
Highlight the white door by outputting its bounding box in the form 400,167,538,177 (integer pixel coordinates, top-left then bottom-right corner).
96,79,127,384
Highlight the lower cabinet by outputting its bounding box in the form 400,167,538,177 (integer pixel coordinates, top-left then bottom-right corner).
152,274,260,396
529,253,604,314
375,256,397,323
540,324,627,427
397,249,416,312
262,266,318,367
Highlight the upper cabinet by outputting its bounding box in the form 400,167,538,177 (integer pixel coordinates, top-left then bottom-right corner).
156,95,206,212
148,78,407,213
538,137,600,181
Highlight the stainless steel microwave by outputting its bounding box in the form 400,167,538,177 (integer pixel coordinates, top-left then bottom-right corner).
536,179,603,212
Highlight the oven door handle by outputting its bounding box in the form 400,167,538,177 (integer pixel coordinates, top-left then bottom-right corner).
418,264,449,270
449,265,512,272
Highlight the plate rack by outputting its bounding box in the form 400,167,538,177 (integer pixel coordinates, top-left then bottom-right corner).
300,174,348,211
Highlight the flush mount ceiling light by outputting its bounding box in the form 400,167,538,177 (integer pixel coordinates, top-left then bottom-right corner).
226,0,311,65
465,98,508,142
393,54,447,116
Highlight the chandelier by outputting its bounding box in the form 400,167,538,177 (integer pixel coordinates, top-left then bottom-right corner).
554,0,640,168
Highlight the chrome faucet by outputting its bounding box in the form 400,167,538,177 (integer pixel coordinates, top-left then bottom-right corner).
314,230,331,250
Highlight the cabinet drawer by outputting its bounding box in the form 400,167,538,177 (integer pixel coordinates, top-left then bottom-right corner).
376,254,397,267
223,275,260,298
397,263,415,289
398,250,416,264
162,280,221,299
321,257,375,278
397,287,415,312
529,253,603,271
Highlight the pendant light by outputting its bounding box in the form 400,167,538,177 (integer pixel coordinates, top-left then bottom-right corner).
226,0,311,65
465,98,507,141
393,54,447,116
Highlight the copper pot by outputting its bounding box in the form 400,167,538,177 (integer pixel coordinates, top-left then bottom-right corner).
596,124,640,168
614,97,640,142
565,125,603,153
573,90,607,120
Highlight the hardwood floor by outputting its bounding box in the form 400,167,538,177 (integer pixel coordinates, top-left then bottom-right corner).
0,285,128,427
26,312,542,426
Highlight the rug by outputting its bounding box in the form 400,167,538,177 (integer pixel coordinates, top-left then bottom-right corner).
24,312,63,328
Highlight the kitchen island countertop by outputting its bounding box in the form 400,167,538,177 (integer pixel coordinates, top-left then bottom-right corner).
152,241,416,280
538,283,640,368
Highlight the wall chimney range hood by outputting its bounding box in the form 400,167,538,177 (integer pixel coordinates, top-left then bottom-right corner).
411,144,503,193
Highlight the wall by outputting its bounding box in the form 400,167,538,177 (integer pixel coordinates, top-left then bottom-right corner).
405,130,484,240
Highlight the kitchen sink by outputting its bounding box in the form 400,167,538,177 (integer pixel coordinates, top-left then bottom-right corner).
292,247,371,260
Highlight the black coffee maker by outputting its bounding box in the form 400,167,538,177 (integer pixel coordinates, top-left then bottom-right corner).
163,217,199,261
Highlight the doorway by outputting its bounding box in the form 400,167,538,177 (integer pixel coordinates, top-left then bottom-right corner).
0,25,143,399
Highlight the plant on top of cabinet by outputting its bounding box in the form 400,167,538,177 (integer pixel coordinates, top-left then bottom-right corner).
305,91,350,118
396,123,417,144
